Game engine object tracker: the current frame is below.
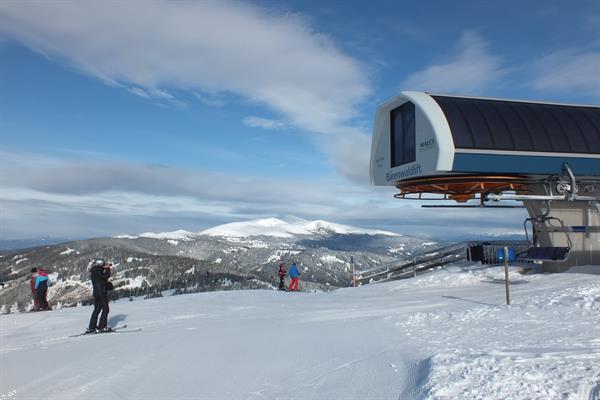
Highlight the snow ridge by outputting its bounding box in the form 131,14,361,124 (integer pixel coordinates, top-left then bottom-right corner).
201,218,400,238
114,230,197,241
113,218,399,240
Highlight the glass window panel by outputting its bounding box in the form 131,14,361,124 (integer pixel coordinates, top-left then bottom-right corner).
390,102,416,167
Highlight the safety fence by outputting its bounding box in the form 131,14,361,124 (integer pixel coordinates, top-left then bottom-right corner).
353,240,532,285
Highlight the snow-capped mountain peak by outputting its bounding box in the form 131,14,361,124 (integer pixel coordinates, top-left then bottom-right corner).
303,220,400,236
113,218,400,240
200,218,400,238
200,218,303,238
114,230,198,241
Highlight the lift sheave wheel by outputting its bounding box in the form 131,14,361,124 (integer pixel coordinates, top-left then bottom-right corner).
395,174,530,203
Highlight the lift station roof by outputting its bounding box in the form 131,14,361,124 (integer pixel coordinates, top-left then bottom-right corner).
370,91,600,186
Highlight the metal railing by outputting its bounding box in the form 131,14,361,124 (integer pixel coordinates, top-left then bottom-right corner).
354,240,531,286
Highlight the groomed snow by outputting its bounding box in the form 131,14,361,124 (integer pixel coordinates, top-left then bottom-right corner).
201,217,400,238
1,266,599,399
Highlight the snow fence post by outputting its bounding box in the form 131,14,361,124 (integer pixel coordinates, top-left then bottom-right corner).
503,246,510,305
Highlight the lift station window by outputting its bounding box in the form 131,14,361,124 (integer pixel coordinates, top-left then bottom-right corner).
390,101,416,167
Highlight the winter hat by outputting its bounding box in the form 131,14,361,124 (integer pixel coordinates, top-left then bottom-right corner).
92,258,106,267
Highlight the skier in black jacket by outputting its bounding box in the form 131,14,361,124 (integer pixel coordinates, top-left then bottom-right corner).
87,258,113,333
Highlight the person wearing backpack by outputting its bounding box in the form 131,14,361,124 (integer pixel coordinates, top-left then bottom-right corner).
34,268,51,310
277,263,286,291
87,258,113,333
288,262,300,292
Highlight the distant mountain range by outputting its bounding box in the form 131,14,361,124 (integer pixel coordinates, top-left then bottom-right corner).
0,218,441,312
0,237,75,251
453,232,526,242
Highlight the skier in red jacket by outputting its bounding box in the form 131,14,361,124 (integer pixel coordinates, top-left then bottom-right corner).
277,263,286,291
288,262,300,291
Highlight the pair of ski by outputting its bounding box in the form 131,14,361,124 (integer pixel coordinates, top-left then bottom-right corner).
70,324,142,337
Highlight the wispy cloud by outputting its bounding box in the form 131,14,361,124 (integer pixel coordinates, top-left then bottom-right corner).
193,92,225,108
318,131,371,184
0,1,373,182
533,50,600,99
0,151,333,205
127,86,184,108
242,116,286,130
0,3,370,129
127,87,151,99
528,4,600,101
403,32,504,95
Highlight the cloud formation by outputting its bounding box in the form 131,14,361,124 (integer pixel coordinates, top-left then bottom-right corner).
193,92,225,108
0,151,525,239
0,151,334,205
403,32,504,95
242,116,286,130
319,131,372,184
0,0,375,182
0,1,370,135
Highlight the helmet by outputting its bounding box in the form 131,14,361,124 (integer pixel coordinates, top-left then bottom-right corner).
92,258,106,267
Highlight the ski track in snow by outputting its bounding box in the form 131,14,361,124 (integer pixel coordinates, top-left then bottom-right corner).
0,266,599,399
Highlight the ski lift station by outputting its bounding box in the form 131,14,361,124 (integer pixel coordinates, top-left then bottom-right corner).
370,91,600,273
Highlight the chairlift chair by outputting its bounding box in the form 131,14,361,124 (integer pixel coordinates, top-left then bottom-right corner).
518,215,572,262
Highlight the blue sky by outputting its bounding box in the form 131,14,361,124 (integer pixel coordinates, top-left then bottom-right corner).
1,0,599,239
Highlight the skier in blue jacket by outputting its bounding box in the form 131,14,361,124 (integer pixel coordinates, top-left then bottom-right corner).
34,268,51,310
288,262,300,291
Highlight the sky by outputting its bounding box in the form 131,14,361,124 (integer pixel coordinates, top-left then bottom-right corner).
1,0,599,239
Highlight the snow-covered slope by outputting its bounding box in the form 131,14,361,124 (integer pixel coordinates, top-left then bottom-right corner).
1,265,599,399
201,217,400,237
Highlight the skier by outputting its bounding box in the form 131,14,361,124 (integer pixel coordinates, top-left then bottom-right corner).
277,263,286,291
34,268,51,310
30,268,40,311
288,262,300,292
87,258,113,333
